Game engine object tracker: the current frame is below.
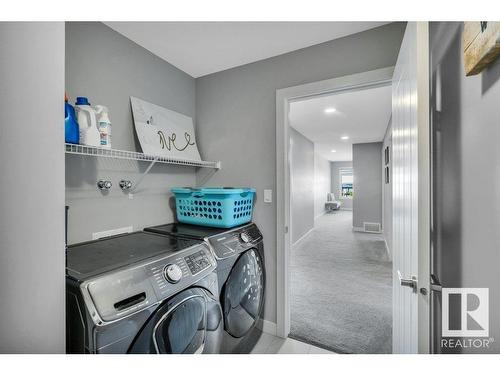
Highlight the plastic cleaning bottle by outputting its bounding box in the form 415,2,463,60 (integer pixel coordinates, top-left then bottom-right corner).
95,105,112,148
75,97,100,147
64,93,79,144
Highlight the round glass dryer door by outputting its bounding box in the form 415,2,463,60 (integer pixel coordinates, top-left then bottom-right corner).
128,288,222,354
223,248,265,338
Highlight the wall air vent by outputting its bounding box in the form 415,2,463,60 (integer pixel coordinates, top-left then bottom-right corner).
364,222,381,233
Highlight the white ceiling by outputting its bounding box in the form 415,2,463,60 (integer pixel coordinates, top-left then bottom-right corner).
104,22,388,77
289,85,392,162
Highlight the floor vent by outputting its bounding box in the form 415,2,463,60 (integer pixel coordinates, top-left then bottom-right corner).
364,222,381,233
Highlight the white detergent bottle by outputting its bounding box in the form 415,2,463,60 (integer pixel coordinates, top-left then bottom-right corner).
95,105,112,148
75,97,100,147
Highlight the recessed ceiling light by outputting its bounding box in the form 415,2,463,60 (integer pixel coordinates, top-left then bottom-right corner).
331,149,337,153
341,136,349,140
324,107,337,114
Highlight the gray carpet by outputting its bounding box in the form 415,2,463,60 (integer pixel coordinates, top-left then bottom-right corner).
290,210,392,354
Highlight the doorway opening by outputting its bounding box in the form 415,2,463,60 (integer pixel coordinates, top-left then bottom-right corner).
276,67,394,354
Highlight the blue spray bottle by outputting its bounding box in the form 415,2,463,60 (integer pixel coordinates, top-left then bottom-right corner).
65,93,80,144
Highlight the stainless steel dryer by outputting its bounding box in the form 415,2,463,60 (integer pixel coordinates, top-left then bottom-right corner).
66,232,223,354
144,222,266,353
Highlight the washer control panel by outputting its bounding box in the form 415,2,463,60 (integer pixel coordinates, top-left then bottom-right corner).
145,242,215,299
81,241,216,325
208,224,263,259
163,263,183,283
149,258,189,290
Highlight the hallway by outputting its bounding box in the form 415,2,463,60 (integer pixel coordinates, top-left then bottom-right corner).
290,210,392,353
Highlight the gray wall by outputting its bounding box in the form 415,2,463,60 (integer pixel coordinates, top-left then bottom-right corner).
195,23,406,323
65,22,197,243
313,149,332,220
0,22,65,353
289,128,315,244
430,22,500,353
330,161,353,210
382,120,392,258
352,142,383,229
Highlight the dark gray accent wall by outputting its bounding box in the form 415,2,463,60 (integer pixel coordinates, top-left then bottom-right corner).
352,142,383,229
382,120,392,257
289,128,315,244
430,22,500,353
330,161,353,210
0,22,65,353
195,23,406,323
65,22,197,244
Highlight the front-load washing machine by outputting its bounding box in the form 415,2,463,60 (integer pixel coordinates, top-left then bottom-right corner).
144,222,266,353
66,231,223,354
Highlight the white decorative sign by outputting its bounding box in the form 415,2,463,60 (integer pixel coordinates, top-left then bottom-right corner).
130,96,201,160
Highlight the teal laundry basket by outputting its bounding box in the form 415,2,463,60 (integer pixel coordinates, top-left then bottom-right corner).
172,187,256,228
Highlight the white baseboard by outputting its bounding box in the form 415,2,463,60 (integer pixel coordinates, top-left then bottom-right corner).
292,227,314,248
257,319,277,336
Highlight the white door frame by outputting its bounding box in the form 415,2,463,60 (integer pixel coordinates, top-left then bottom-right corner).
275,66,395,338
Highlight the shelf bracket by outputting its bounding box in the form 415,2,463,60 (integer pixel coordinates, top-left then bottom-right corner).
130,156,159,194
197,161,221,186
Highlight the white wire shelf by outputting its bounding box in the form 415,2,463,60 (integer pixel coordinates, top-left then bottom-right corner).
65,143,221,169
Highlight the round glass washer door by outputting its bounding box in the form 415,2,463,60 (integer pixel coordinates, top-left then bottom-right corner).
222,248,265,338
128,287,222,354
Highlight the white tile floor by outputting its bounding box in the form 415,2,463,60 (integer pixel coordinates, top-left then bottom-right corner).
250,332,335,354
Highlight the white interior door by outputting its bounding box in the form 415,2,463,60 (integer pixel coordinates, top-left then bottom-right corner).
392,22,431,354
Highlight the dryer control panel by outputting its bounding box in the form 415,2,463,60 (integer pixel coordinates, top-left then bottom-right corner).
208,224,263,259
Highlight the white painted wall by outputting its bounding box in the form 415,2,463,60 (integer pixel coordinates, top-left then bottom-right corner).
0,22,65,353
290,132,331,244
290,127,315,244
313,148,331,220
